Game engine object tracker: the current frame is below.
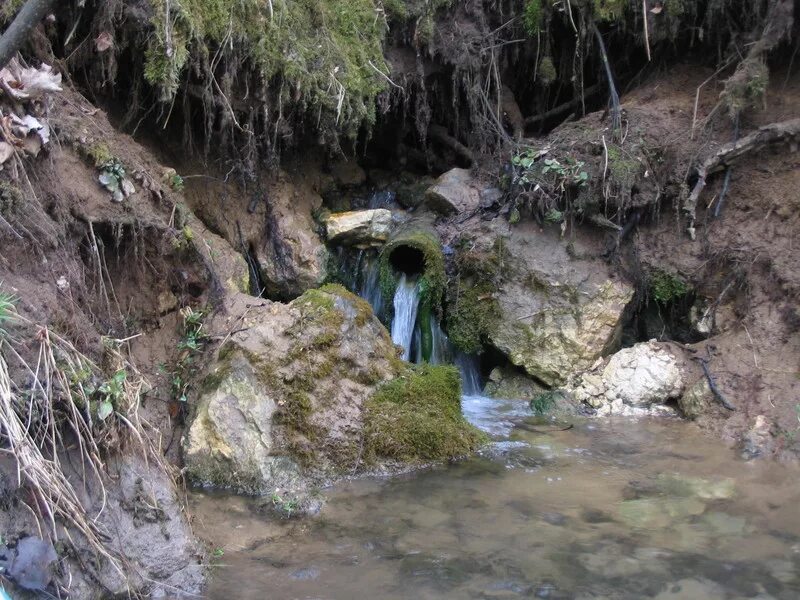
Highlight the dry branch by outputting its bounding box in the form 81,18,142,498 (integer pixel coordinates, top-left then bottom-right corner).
0,0,56,71
683,118,800,236
429,124,474,166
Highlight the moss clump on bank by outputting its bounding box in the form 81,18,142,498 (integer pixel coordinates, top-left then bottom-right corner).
649,269,690,304
379,229,446,320
446,240,504,354
364,364,486,462
144,0,389,140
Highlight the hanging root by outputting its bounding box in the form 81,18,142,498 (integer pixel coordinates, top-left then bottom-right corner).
683,118,800,237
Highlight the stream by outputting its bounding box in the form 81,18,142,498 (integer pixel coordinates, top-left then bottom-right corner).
192,395,800,599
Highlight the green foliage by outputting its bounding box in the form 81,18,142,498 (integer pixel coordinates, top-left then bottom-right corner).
169,173,185,192
592,0,627,21
98,158,134,203
606,144,640,190
85,143,114,168
650,269,690,303
167,307,208,406
0,291,16,337
95,370,126,421
523,0,543,35
145,0,390,140
269,492,300,518
364,364,486,462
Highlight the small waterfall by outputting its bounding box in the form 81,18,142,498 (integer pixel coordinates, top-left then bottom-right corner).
391,274,420,361
360,254,383,318
455,353,482,396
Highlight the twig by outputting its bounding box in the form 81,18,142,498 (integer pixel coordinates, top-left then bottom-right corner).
694,356,735,411
368,60,404,91
713,114,739,219
642,0,651,62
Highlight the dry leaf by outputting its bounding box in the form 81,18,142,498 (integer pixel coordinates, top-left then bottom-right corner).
95,32,113,52
0,141,13,164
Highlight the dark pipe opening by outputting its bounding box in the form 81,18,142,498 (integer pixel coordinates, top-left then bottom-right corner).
389,245,425,276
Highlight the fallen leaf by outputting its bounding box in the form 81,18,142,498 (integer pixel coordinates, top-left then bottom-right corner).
21,134,42,157
95,32,113,52
0,141,13,164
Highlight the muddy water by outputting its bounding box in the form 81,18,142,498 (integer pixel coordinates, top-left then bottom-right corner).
192,396,800,599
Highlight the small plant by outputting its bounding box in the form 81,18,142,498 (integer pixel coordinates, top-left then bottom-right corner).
541,157,590,191
169,173,185,192
650,269,690,303
544,208,564,224
270,492,300,518
98,158,135,203
94,370,126,421
212,547,225,558
165,307,208,414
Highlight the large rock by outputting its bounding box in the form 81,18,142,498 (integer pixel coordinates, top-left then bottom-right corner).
326,209,393,247
479,224,634,386
425,168,481,215
184,286,483,509
571,341,685,415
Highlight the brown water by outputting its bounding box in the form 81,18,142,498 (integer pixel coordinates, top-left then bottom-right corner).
192,396,800,599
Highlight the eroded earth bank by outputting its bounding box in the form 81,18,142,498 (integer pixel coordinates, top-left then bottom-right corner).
0,0,798,597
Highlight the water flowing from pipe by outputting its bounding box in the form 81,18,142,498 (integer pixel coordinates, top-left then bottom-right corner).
391,274,420,361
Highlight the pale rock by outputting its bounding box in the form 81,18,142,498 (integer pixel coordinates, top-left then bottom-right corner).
571,341,685,414
425,168,481,215
326,209,393,247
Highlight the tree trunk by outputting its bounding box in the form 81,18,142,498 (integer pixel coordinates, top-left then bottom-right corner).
0,0,56,71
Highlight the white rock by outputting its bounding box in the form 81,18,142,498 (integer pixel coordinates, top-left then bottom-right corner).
572,341,685,414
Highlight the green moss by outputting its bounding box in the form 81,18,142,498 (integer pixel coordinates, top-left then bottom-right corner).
144,0,389,140
606,144,640,190
379,230,446,320
0,182,23,216
592,0,627,21
650,269,690,303
83,143,115,168
364,364,486,462
523,0,543,35
446,242,503,354
538,56,556,86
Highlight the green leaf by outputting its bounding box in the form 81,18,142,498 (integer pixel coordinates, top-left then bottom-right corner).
97,401,114,421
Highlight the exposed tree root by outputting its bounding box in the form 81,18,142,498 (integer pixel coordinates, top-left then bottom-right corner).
684,118,800,237
429,124,474,166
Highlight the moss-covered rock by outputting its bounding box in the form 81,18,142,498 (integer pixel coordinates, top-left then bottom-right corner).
364,364,486,462
184,284,482,504
446,240,504,354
